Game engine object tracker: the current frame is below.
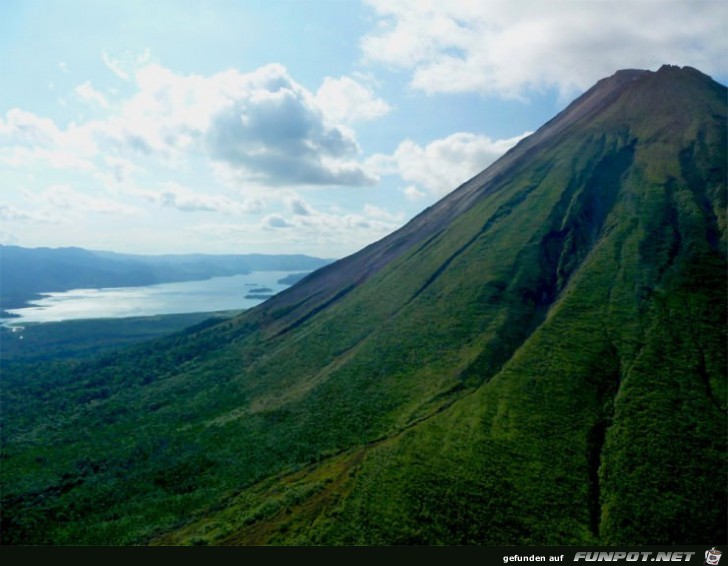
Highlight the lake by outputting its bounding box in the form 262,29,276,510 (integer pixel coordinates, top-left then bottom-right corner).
1,271,305,324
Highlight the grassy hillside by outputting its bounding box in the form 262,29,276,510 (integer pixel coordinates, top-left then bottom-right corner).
1,65,725,545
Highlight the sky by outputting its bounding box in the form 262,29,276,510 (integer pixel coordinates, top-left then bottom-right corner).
1,0,726,258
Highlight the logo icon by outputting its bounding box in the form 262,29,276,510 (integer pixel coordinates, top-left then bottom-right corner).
706,548,722,565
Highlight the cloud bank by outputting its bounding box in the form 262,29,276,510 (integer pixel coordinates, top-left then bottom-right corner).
362,0,728,98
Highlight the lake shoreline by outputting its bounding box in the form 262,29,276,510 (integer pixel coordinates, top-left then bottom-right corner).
1,270,306,326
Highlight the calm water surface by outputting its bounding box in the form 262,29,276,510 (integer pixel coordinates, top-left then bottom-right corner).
2,271,304,324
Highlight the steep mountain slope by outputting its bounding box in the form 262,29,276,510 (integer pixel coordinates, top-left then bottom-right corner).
1,65,725,545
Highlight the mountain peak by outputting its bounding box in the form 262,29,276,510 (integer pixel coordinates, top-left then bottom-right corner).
609,64,712,83
544,64,721,133
656,63,708,76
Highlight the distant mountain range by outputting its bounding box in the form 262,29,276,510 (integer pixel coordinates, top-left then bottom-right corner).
0,245,332,313
1,65,725,545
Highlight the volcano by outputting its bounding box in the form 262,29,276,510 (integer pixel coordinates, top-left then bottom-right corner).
2,65,725,545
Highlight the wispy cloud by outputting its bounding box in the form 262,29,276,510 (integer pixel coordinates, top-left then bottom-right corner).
0,108,62,146
403,185,426,201
75,81,110,108
0,228,18,244
0,109,97,170
101,50,147,81
137,182,265,215
194,196,404,255
0,204,59,224
41,184,141,216
0,147,96,172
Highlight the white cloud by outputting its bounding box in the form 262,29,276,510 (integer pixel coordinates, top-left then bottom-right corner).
363,204,404,223
75,81,110,108
1,61,382,237
7,185,138,229
267,199,402,242
83,62,377,186
0,228,18,244
263,214,294,229
103,156,140,183
315,76,391,123
369,131,529,197
403,185,426,201
0,204,58,224
0,108,62,146
362,0,728,98
41,184,140,216
0,53,393,256
200,65,376,186
194,197,404,256
138,182,264,215
286,195,314,216
102,50,151,81
102,52,130,81
0,147,96,172
0,109,98,171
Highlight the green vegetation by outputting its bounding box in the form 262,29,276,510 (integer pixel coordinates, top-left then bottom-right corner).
1,66,725,545
1,311,240,362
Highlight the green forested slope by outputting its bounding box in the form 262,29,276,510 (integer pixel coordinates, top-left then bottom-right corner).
1,65,725,545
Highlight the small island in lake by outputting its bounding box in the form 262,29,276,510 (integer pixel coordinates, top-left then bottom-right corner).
245,287,274,300
277,272,310,285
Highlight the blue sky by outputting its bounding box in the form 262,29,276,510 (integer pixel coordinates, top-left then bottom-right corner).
2,0,726,257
